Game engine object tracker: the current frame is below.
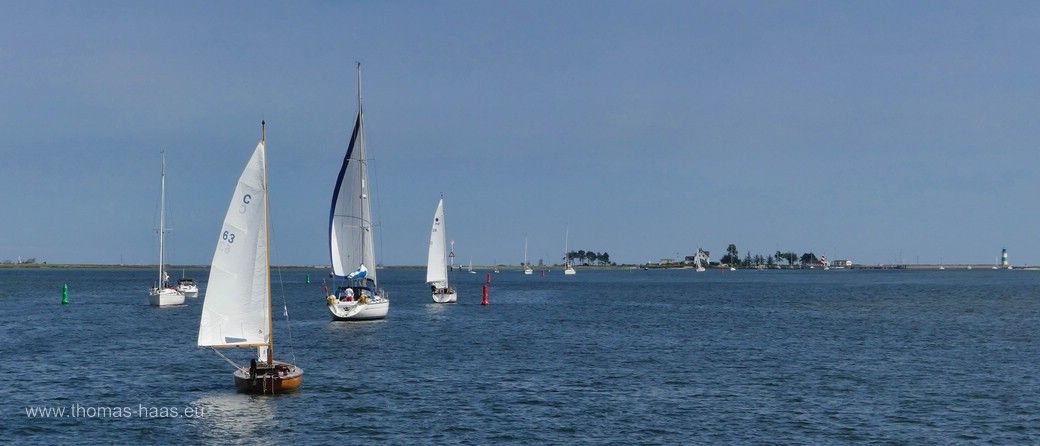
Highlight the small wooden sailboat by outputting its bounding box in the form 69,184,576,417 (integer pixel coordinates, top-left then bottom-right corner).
197,122,302,394
563,228,576,275
149,151,185,307
326,63,389,321
427,198,457,303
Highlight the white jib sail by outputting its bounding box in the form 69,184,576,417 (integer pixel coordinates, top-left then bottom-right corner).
426,198,448,287
198,141,270,348
330,110,377,284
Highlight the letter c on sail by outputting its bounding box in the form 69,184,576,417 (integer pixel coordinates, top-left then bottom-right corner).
239,194,252,214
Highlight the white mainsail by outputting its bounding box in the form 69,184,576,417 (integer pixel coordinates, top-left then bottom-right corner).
330,106,377,285
198,141,270,348
426,198,448,287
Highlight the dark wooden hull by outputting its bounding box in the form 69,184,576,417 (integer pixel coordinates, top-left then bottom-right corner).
232,361,303,394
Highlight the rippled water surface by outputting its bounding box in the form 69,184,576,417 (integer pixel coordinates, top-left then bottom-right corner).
2,268,1038,444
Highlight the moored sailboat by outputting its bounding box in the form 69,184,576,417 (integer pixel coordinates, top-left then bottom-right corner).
197,122,302,394
427,198,457,303
325,63,389,321
563,228,576,275
523,236,533,275
149,151,185,307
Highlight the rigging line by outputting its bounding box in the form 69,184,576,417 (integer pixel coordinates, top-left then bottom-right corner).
211,347,244,371
274,265,297,365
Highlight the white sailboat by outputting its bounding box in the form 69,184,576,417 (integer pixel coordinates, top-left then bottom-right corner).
523,236,533,275
468,257,476,274
148,151,185,307
326,63,389,321
427,198,457,303
563,229,576,275
197,122,303,394
694,248,708,272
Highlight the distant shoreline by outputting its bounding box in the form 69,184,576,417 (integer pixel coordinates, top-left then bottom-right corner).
1,263,1037,271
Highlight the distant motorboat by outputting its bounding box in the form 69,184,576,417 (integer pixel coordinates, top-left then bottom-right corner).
176,276,199,298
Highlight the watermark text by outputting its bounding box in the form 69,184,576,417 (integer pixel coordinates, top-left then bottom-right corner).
24,404,205,419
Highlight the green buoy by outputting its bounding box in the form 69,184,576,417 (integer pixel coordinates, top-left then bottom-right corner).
61,282,69,305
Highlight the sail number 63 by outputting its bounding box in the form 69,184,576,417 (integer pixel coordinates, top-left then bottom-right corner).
219,230,236,253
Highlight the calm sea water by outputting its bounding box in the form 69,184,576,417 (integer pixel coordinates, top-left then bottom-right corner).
1,267,1038,444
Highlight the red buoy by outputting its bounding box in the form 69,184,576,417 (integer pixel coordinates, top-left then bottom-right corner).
481,282,489,306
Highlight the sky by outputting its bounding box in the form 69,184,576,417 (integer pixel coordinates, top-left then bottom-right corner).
3,1,1040,266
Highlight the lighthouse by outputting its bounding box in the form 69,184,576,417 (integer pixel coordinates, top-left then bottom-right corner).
1001,248,1008,267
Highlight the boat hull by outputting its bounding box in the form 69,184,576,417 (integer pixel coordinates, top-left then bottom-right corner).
177,286,199,297
232,361,303,394
149,288,185,306
327,298,389,320
564,268,576,275
432,291,457,303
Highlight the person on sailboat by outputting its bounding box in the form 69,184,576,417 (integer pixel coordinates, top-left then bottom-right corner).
340,287,354,302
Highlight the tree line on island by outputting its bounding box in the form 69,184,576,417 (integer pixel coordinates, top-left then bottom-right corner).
716,244,821,268
564,250,613,266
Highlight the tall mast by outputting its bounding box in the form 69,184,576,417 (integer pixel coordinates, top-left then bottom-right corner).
158,150,166,288
524,236,528,266
564,228,568,264
355,62,370,286
261,120,274,363
445,195,449,286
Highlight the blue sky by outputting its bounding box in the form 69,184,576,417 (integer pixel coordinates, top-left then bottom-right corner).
2,1,1040,266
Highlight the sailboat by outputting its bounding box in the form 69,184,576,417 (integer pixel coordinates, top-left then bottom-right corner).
694,248,708,272
563,229,576,275
427,198,457,303
197,122,303,394
148,151,185,307
523,236,533,275
325,63,390,321
468,257,476,274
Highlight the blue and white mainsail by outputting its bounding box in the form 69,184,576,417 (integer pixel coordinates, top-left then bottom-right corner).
329,66,377,287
